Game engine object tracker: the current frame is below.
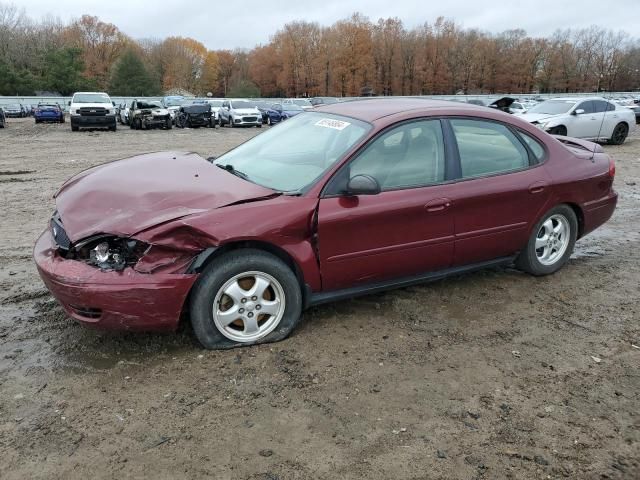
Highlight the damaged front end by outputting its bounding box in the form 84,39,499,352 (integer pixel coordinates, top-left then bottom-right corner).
50,211,196,275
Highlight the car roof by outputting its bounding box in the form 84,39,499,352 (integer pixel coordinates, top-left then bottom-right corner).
544,97,608,102
315,97,487,122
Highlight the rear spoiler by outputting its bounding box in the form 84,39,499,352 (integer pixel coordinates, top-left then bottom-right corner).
552,135,604,153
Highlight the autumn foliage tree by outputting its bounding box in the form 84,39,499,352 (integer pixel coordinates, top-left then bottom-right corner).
1,0,640,98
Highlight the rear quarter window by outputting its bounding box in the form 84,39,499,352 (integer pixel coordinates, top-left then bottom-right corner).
518,131,546,162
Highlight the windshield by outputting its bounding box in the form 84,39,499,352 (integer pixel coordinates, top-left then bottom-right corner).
292,99,311,107
73,93,111,104
208,100,223,107
138,101,162,109
215,112,371,192
231,100,254,109
164,98,184,107
528,100,576,115
7,104,20,108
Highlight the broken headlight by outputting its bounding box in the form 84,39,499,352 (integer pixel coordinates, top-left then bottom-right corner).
75,235,149,271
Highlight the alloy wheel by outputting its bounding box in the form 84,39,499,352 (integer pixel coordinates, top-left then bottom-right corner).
535,214,570,266
212,271,286,343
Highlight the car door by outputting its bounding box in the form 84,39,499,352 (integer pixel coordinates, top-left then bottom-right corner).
571,100,601,138
445,119,553,266
598,100,619,139
317,119,456,291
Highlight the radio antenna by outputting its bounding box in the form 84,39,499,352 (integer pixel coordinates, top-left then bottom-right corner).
592,79,612,161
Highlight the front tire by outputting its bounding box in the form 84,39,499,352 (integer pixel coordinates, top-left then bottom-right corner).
190,249,303,349
516,205,577,276
548,125,567,136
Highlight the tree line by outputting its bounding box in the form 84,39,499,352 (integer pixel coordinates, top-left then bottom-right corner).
1,2,638,98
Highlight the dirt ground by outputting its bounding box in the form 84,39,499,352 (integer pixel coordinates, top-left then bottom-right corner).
0,116,639,480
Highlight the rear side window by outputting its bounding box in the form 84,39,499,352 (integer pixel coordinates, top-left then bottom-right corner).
518,131,545,162
450,119,529,178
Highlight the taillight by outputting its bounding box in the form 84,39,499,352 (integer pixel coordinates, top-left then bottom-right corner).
608,157,616,179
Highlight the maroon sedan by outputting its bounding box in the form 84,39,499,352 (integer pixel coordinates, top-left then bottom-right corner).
34,99,617,349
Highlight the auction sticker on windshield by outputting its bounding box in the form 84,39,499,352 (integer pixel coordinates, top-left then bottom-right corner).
315,118,351,130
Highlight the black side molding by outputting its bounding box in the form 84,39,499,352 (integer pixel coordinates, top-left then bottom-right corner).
307,256,516,308
186,247,218,274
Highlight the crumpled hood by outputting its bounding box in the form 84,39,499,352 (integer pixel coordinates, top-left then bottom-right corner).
54,151,274,242
516,113,559,123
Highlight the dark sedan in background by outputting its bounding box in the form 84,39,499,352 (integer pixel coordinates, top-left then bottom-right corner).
264,103,304,125
2,104,24,118
0,108,5,128
34,103,65,123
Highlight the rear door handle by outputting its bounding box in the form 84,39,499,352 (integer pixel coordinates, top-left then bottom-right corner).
528,182,547,194
425,198,452,212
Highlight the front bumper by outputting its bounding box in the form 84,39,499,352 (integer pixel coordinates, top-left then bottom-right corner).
233,116,261,126
71,114,116,128
142,115,170,127
34,230,197,332
582,191,618,237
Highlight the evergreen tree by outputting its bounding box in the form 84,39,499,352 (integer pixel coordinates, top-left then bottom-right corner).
109,49,161,96
42,47,94,95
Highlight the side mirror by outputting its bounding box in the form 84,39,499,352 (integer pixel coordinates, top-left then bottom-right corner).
347,174,381,196
67,101,71,106
573,109,585,115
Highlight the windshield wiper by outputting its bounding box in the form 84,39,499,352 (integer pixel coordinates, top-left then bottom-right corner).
216,163,250,181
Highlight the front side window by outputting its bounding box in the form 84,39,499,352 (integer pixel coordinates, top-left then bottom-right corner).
348,119,446,190
576,101,594,114
450,119,529,178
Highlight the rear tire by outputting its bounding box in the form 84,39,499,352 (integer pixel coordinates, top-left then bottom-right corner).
609,123,628,145
190,249,303,350
71,125,79,132
516,205,577,276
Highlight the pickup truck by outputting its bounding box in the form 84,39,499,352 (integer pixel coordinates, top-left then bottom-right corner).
69,92,117,132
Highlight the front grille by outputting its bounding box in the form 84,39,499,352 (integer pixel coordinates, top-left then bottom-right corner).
242,116,258,122
50,213,71,251
79,107,106,117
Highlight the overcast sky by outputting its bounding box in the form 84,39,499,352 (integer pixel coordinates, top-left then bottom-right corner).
16,0,640,50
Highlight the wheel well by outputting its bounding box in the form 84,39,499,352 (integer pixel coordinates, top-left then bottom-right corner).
565,203,585,238
178,241,308,329
192,240,306,287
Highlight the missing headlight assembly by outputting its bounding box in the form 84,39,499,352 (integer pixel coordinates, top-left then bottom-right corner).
73,235,150,271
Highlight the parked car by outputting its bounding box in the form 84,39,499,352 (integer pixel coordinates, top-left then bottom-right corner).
0,108,5,128
282,98,314,111
205,99,224,124
627,105,640,124
3,104,24,118
264,103,305,125
162,95,186,123
117,102,130,125
68,92,117,132
309,97,340,107
252,101,271,124
34,103,65,123
508,101,528,114
218,99,262,128
516,97,636,144
129,100,172,130
34,98,618,349
175,103,214,128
